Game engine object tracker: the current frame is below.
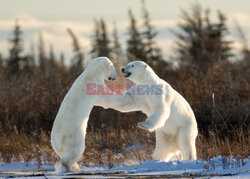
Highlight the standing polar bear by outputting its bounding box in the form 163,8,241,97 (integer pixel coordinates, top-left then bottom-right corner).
97,61,198,161
51,57,116,171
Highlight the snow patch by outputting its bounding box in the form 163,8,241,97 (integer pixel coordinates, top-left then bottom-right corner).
0,156,249,178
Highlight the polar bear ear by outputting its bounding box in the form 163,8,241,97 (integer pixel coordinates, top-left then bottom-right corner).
144,65,147,69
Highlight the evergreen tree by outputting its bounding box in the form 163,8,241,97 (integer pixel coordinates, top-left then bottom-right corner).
67,28,84,70
91,19,112,58
126,9,146,61
91,19,101,57
49,44,56,65
28,40,35,67
0,53,3,79
141,0,163,65
0,53,3,69
207,11,232,63
111,23,125,77
175,3,232,72
21,40,35,74
111,23,123,61
38,32,46,73
99,19,112,57
8,19,23,75
235,21,250,68
47,44,57,75
59,52,65,68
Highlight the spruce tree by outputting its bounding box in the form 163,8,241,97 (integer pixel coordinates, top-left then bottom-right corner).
111,23,125,78
175,3,232,71
8,19,23,75
141,0,163,65
47,44,57,75
99,19,112,57
0,53,3,79
91,19,101,57
111,23,123,62
38,32,46,73
49,44,56,65
91,19,112,58
67,28,84,70
59,53,65,68
21,40,35,74
0,53,3,69
235,21,250,71
28,40,35,67
126,9,146,61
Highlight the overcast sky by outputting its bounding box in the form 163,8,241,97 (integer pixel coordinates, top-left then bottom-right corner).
0,0,250,62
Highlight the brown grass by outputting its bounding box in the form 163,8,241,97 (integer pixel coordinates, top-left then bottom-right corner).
0,60,249,167
0,123,248,167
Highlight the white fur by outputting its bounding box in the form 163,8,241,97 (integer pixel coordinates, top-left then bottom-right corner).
97,61,198,161
51,57,115,171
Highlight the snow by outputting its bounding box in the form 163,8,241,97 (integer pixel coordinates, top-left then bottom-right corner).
0,161,54,172
0,156,249,178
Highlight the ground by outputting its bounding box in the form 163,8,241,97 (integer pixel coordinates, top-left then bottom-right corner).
0,156,249,178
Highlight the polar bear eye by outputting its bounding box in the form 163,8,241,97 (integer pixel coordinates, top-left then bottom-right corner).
131,65,134,67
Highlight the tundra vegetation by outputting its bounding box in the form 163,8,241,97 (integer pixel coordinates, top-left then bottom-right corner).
0,3,249,167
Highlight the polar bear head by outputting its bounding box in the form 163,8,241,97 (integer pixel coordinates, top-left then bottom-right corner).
121,61,155,82
86,57,116,81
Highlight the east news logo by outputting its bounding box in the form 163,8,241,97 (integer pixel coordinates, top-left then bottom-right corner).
86,83,163,95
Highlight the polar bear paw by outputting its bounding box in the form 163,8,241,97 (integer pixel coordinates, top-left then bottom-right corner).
72,163,80,171
138,121,156,132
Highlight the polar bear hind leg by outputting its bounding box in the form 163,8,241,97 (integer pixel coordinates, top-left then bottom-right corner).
61,149,82,172
60,136,84,172
177,127,197,160
153,131,179,161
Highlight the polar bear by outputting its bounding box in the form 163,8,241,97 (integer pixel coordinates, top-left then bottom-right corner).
51,57,116,172
96,61,198,161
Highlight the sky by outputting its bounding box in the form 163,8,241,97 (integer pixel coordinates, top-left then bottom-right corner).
0,0,250,63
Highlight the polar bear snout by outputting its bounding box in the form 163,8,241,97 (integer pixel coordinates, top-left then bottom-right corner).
122,61,147,79
108,76,115,81
108,67,116,81
108,74,116,81
121,67,132,78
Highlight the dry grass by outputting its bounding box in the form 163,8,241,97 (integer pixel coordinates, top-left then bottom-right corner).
0,124,248,167
196,128,249,159
0,126,57,166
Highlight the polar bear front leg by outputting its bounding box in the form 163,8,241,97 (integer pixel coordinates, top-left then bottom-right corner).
138,105,170,132
138,118,155,131
138,117,165,132
138,88,173,132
